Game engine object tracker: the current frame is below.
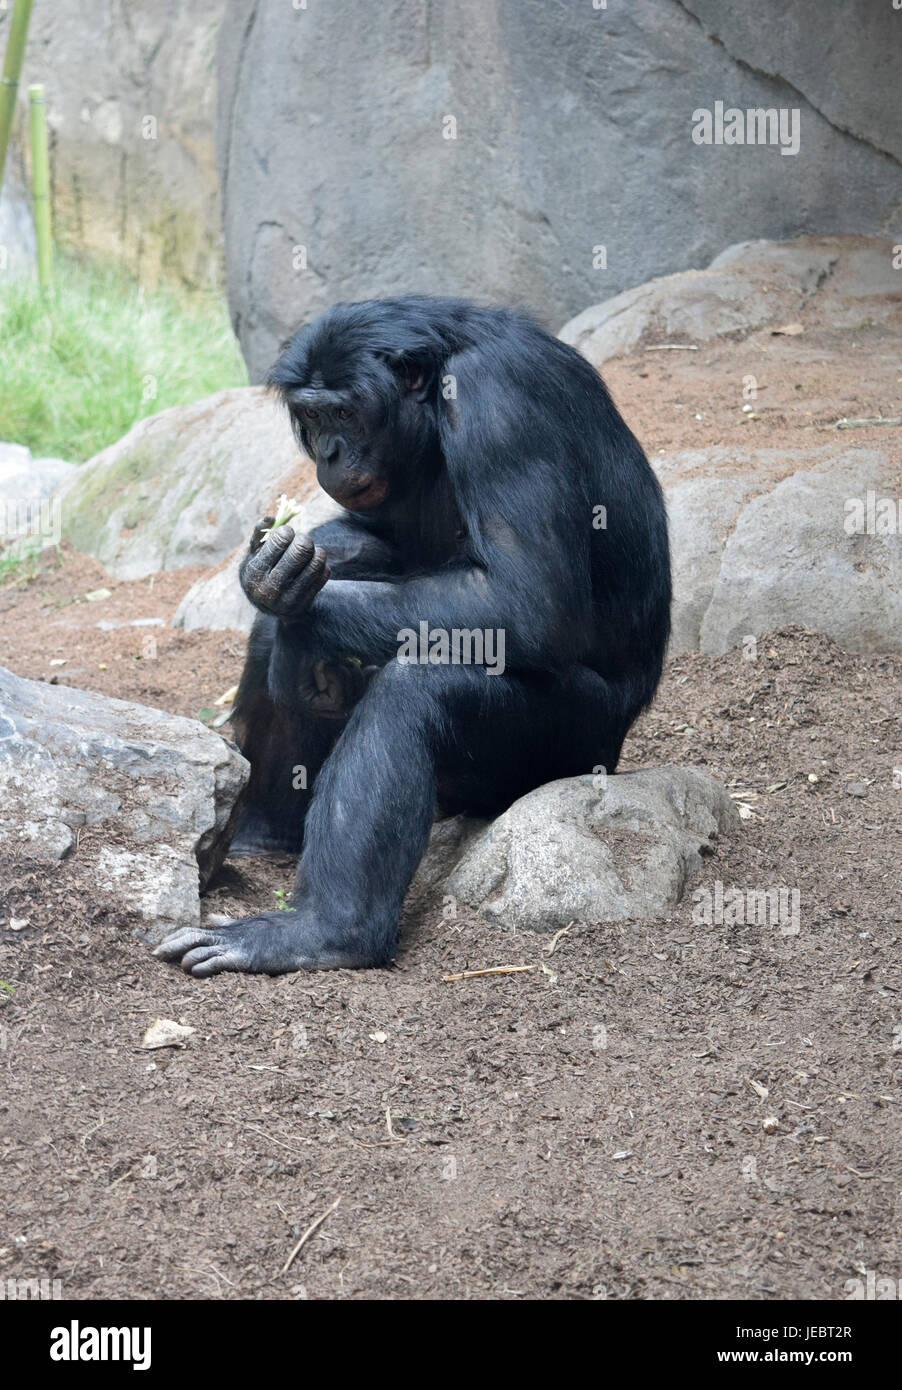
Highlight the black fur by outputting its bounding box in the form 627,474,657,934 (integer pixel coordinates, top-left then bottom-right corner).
154,297,671,977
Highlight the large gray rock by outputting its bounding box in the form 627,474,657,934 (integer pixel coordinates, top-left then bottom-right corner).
698,451,902,656
663,464,760,654
681,1,902,164
0,443,74,543
660,447,901,656
54,387,315,579
413,768,737,932
560,236,900,366
217,2,901,380
0,665,249,945
173,488,342,633
0,1,225,288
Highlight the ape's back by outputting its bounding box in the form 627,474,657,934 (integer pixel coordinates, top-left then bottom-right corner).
372,297,672,707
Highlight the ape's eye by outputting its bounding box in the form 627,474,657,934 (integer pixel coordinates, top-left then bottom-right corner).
335,406,353,422
302,407,320,422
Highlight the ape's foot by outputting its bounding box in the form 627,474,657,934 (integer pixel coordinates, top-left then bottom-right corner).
152,910,384,977
228,831,300,859
227,806,303,859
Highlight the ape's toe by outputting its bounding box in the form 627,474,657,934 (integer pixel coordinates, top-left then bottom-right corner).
155,920,265,974
153,927,215,961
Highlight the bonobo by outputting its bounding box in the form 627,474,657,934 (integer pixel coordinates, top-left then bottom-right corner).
154,296,671,976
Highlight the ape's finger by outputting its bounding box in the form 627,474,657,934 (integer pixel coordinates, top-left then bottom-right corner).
280,549,330,612
181,945,228,973
262,523,296,556
190,955,235,978
249,515,275,554
242,524,296,589
267,530,316,588
314,658,331,694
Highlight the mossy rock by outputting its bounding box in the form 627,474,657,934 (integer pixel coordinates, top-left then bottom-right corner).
55,386,314,579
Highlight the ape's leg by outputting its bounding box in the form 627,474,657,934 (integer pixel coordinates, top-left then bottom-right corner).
228,517,403,855
156,661,635,976
227,615,347,855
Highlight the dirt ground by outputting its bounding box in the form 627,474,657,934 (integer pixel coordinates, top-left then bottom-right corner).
0,319,900,1301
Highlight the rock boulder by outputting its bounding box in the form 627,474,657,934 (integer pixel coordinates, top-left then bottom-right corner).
55,387,314,580
413,767,738,932
0,666,249,945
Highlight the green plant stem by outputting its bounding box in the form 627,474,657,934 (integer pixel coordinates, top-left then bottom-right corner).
0,0,35,191
28,82,51,288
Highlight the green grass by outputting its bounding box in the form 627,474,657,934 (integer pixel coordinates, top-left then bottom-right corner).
0,256,248,462
0,539,44,585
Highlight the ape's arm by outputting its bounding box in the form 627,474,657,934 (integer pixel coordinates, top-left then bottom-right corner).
243,493,589,672
308,516,403,580
238,511,405,620
290,561,575,670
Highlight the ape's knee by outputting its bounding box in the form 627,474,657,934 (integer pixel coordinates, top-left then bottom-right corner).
362,657,460,721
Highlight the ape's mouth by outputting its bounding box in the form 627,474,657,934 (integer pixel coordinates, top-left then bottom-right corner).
340,476,389,510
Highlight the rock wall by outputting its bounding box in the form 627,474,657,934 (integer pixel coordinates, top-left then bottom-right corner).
216,0,902,380
0,0,225,288
0,156,35,274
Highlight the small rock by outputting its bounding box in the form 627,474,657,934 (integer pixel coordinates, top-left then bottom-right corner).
141,1018,196,1050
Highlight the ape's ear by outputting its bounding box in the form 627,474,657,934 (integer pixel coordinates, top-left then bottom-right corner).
387,354,430,400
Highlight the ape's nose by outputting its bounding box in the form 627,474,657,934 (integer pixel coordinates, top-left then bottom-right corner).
319,435,345,467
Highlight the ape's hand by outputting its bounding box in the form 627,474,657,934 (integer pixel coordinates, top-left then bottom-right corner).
239,519,330,617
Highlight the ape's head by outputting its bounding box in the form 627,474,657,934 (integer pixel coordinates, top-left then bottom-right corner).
268,300,446,512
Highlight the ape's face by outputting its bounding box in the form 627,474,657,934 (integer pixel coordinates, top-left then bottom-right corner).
290,387,389,510
287,362,435,513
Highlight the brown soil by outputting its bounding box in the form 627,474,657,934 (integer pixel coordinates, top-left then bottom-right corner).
604,322,902,467
0,319,900,1301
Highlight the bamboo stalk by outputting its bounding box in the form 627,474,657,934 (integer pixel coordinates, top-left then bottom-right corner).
28,82,51,287
0,0,35,191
